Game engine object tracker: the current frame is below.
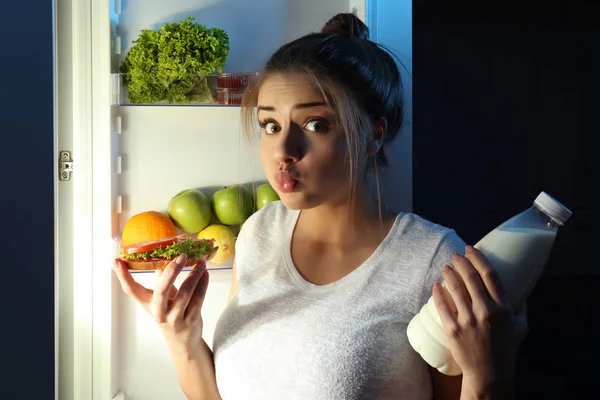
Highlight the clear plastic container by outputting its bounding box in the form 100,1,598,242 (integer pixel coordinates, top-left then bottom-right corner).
407,191,572,376
216,88,244,105
110,72,256,105
216,73,256,90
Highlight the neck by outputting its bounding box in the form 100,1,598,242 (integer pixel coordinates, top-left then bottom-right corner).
298,187,394,245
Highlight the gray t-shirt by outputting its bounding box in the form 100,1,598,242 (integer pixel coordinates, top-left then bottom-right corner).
213,201,466,400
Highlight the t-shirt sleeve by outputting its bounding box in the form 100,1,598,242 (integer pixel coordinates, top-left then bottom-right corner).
419,230,467,308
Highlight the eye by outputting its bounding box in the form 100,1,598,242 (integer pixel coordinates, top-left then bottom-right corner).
259,120,282,135
304,119,329,133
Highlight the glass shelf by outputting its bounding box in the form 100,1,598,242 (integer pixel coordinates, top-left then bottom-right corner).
111,72,257,106
129,265,233,274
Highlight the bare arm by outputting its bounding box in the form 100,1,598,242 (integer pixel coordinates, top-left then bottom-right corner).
430,247,524,400
113,258,223,400
460,370,516,400
170,341,222,400
431,367,516,400
176,259,239,399
431,368,462,400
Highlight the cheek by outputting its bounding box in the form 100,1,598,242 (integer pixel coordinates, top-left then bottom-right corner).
314,137,348,178
259,139,272,169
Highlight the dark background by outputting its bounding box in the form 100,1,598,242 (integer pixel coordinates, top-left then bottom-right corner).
0,0,597,398
413,0,599,398
0,1,56,399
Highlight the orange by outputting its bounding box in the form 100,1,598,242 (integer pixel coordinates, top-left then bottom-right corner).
121,211,178,246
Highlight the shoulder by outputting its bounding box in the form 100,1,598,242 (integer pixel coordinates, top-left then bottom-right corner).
397,213,467,307
398,212,467,263
233,201,295,278
396,212,462,248
235,201,296,257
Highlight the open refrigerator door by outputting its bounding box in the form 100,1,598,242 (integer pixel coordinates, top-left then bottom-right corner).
58,0,369,399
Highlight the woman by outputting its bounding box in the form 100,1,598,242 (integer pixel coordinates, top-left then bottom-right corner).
113,13,528,400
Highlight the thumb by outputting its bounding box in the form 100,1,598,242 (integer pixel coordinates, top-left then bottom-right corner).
185,269,210,319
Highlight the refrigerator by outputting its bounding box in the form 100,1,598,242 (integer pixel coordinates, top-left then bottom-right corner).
55,0,413,399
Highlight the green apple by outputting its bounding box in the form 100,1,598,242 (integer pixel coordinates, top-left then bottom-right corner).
168,188,212,233
212,184,254,225
256,183,280,210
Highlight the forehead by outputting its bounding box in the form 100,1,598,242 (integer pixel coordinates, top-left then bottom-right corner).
257,73,325,106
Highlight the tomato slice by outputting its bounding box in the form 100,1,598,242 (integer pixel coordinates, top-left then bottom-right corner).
124,238,178,254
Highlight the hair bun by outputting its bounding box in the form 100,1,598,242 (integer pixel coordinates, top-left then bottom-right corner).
321,13,369,40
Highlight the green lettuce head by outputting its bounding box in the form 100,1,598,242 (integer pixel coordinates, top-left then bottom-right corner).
120,17,230,104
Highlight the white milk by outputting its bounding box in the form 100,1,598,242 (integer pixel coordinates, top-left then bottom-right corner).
407,191,571,376
474,227,556,310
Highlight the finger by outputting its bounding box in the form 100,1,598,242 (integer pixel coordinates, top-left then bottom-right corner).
169,285,178,299
441,264,474,319
464,246,508,307
451,254,491,309
172,261,207,319
185,269,210,321
436,280,458,316
154,271,178,298
432,282,460,338
152,254,188,321
113,260,153,310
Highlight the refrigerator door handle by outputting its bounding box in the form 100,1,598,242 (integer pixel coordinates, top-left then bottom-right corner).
112,391,125,400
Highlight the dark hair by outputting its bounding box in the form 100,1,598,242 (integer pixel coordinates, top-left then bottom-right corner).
241,13,404,201
321,12,370,40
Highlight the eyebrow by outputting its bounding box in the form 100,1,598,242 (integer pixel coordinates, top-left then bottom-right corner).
257,101,327,112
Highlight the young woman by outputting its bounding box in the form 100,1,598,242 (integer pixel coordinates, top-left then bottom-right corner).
113,13,528,400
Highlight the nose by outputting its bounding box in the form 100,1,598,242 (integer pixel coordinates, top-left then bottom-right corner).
273,124,305,166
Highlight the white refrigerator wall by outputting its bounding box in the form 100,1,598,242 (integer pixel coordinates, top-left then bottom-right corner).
107,1,370,399
84,1,411,399
111,106,262,400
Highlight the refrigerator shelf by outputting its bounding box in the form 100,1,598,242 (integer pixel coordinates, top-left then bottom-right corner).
128,265,233,274
111,72,257,106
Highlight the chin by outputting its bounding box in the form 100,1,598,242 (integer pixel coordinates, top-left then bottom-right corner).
278,192,321,211
278,195,307,210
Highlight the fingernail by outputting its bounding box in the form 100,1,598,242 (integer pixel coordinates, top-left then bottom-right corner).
112,260,120,270
195,262,207,275
434,282,442,289
466,245,474,253
443,265,453,271
176,254,188,265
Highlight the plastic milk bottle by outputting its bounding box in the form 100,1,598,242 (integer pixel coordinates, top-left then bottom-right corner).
406,191,572,376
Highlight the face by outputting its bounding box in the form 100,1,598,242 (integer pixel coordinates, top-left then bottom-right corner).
257,73,352,210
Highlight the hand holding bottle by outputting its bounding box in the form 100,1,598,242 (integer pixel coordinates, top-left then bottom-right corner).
432,246,529,391
407,191,570,377
113,254,210,356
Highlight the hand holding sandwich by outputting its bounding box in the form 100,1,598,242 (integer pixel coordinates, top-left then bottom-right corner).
113,256,222,399
113,254,210,355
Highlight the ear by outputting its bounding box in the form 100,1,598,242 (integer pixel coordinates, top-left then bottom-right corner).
366,117,388,156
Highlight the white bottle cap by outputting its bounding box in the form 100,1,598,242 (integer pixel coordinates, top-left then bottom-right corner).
534,191,572,225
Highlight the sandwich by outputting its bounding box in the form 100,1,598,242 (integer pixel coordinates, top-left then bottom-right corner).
118,234,218,271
